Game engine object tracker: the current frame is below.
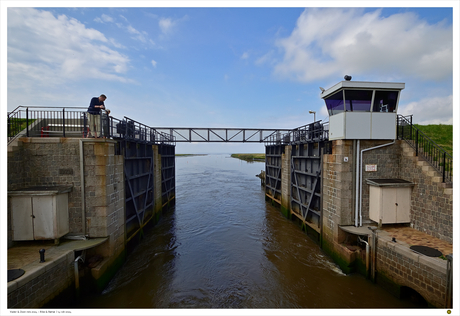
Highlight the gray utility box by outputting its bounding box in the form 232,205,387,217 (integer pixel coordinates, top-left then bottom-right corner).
366,179,414,225
8,186,72,241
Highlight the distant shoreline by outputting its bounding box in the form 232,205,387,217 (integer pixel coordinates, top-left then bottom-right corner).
230,153,265,162
175,154,208,157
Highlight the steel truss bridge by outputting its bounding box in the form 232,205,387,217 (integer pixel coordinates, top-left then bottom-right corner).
150,127,293,143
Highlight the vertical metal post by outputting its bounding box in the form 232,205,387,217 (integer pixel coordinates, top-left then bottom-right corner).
319,147,324,249
415,129,419,156
62,108,66,137
26,108,29,137
409,115,413,140
442,152,446,183
445,254,453,308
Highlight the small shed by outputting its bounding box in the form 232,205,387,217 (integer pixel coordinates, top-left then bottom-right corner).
366,179,414,225
8,186,72,242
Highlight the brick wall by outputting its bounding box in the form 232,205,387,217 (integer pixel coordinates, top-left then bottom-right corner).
7,138,126,257
83,141,125,257
398,142,453,243
8,138,83,236
8,252,74,308
322,139,354,243
281,145,291,213
322,139,451,243
377,234,449,307
360,140,401,225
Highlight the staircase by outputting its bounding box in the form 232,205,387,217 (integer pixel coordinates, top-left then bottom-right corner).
400,141,453,199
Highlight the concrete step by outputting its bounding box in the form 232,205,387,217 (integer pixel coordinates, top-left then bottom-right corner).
400,141,452,194
416,160,428,167
7,140,23,153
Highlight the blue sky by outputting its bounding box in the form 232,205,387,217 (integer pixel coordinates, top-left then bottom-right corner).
2,3,457,154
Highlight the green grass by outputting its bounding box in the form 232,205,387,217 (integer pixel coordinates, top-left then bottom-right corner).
231,153,265,161
414,124,453,157
7,118,35,137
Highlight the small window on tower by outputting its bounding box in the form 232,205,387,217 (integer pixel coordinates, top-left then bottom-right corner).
372,91,399,112
325,91,344,115
344,90,373,112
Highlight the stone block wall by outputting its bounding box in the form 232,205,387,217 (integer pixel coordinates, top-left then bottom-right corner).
359,140,401,225
7,138,126,258
376,233,449,307
322,139,354,243
7,138,83,240
398,142,453,243
8,251,74,308
281,145,291,214
83,141,125,258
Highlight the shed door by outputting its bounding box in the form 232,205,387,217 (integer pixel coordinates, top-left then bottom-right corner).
381,188,397,224
12,196,34,241
32,196,55,240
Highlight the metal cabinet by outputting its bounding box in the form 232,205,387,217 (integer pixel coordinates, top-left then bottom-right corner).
8,186,71,241
367,179,414,225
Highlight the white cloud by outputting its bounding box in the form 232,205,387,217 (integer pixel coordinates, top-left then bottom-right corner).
7,8,131,107
159,18,174,34
241,52,249,60
94,14,113,23
255,50,276,66
151,60,157,68
272,8,453,83
399,95,453,125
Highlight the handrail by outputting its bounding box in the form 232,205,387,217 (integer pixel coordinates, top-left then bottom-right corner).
264,121,329,146
397,114,452,183
7,106,176,146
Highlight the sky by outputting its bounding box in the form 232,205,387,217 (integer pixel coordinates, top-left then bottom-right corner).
2,2,457,154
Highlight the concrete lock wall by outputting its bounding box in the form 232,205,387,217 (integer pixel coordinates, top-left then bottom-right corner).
8,138,85,245
7,138,168,307
321,139,452,247
319,139,452,306
376,234,449,308
280,145,291,215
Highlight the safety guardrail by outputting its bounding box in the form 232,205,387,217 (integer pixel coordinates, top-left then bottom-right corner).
397,114,452,183
7,106,175,146
264,121,329,146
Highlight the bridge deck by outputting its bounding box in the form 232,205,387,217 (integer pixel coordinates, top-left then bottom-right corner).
151,127,292,143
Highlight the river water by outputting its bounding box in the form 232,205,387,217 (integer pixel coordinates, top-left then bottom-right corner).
75,154,421,311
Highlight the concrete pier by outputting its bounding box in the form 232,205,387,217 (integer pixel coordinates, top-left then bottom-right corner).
265,138,453,308
7,137,175,307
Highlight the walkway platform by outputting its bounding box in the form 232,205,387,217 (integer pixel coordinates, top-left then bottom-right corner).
340,224,453,256
7,237,108,292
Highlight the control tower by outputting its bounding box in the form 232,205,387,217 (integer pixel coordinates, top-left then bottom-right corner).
321,76,405,140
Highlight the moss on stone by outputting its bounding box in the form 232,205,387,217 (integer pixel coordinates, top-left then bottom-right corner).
92,249,127,293
320,238,355,275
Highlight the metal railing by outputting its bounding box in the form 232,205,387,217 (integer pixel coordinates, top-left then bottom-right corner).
397,114,452,183
7,106,175,146
264,121,329,146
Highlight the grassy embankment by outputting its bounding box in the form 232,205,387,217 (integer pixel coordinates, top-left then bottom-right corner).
414,124,453,157
7,118,36,137
231,153,265,162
